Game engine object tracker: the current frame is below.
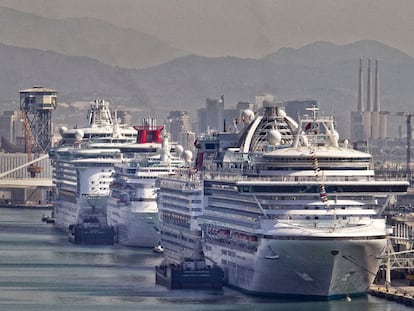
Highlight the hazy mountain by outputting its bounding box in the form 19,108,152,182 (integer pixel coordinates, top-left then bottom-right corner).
0,40,413,138
0,6,186,69
130,41,414,136
264,40,414,66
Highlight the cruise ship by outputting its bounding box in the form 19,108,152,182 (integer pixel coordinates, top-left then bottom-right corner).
107,136,189,247
157,168,204,263
157,100,409,299
155,167,225,289
50,99,170,244
197,103,409,299
52,147,123,244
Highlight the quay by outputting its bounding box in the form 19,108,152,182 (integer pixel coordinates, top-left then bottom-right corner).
0,178,53,209
0,203,52,209
370,281,414,307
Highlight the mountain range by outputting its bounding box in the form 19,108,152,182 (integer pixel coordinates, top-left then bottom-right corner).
0,6,186,69
0,7,413,138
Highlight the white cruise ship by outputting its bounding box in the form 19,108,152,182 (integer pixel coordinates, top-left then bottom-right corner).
107,137,189,247
157,169,204,262
51,147,123,243
197,103,409,299
50,100,137,243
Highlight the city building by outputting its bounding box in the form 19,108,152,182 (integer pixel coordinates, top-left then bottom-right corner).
197,94,224,133
0,111,19,150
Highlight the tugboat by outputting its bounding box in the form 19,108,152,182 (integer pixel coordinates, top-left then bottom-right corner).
155,255,224,290
68,216,115,245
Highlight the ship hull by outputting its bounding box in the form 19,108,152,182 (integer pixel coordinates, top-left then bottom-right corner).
53,200,80,230
108,199,159,247
53,196,115,245
53,196,108,229
204,237,386,299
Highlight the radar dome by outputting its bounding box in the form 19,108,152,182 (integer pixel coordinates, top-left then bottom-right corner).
59,126,68,135
175,145,184,155
268,130,282,146
241,109,255,123
344,139,349,149
183,150,193,163
263,94,277,105
74,129,84,141
277,109,286,118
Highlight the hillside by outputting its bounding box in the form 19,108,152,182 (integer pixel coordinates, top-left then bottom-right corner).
0,40,413,137
0,6,186,69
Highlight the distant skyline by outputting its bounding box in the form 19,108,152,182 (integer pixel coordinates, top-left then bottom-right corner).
0,0,413,59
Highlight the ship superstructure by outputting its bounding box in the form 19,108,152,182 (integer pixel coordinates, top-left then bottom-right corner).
57,99,137,146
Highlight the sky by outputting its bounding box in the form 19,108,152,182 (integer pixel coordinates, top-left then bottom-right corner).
0,0,413,58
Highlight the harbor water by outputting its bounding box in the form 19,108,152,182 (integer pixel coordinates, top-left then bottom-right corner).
0,207,410,311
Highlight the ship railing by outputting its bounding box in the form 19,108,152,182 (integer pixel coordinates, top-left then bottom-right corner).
158,171,203,189
203,171,379,183
260,217,375,232
203,235,258,254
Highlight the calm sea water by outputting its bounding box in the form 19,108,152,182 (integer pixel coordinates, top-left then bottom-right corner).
0,207,409,311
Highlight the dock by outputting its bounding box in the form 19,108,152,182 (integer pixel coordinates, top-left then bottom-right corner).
0,202,52,209
369,281,414,306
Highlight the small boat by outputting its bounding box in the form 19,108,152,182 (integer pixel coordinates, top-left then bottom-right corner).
42,214,55,224
45,217,55,224
153,243,164,254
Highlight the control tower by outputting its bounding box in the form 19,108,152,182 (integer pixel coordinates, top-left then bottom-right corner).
19,86,57,153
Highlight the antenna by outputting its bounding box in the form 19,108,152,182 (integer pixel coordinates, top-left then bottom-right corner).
306,105,319,120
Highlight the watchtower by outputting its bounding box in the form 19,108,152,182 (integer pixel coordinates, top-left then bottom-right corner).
19,86,57,153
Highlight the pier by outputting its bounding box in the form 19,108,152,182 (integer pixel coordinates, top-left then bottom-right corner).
0,178,53,208
371,212,414,306
370,282,414,307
